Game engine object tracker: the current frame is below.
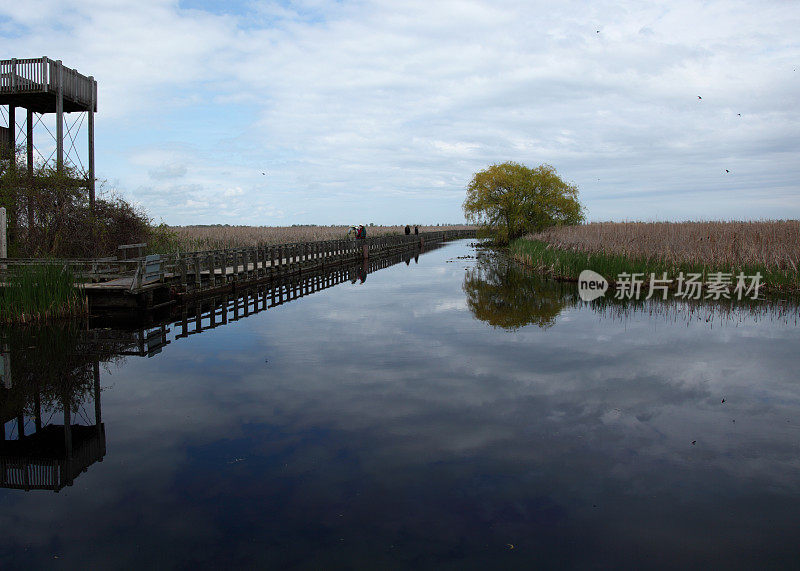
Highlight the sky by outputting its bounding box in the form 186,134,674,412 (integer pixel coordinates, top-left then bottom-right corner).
1,0,798,225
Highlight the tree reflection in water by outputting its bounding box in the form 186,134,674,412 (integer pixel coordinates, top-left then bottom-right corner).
464,248,800,329
462,250,577,329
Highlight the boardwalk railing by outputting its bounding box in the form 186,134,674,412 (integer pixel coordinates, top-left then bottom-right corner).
155,229,473,294
0,57,97,111
0,229,476,304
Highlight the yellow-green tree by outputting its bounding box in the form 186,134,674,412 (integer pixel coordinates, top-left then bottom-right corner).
463,162,584,244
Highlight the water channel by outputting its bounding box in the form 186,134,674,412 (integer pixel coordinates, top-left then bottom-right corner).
2,239,799,568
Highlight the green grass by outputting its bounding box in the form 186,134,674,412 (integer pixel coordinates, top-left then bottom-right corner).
0,264,87,324
510,238,800,295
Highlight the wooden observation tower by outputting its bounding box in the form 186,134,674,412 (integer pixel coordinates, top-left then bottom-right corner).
0,57,98,206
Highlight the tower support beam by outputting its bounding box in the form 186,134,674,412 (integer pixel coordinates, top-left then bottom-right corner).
88,76,95,210
27,109,34,229
56,60,64,173
8,104,15,167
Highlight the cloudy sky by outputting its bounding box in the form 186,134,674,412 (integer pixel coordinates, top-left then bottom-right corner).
2,0,798,225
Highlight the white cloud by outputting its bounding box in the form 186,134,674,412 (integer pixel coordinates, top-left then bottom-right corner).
2,0,798,224
223,186,244,197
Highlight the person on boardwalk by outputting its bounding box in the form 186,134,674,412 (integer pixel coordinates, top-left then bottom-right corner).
414,225,419,235
405,225,411,235
357,225,367,239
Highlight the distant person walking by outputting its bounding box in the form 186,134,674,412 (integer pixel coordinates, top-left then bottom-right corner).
414,225,419,235
405,225,411,235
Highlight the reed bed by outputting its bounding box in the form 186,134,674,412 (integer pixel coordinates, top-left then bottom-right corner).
157,224,475,253
512,221,800,294
0,264,88,324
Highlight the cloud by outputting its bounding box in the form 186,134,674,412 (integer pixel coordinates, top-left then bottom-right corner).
1,0,798,224
223,186,244,197
148,164,188,180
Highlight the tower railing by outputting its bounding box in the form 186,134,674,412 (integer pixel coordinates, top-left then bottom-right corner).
0,57,96,111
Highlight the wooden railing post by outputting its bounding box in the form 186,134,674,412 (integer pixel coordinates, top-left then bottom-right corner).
210,252,217,286
179,255,187,289
0,207,6,261
194,255,201,289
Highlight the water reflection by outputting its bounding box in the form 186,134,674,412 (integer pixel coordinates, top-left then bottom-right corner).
173,246,434,341
465,248,800,328
463,250,577,329
0,246,436,493
1,327,106,492
1,240,800,567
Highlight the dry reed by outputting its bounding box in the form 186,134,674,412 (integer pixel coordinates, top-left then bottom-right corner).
511,220,800,295
161,224,475,252
530,221,800,272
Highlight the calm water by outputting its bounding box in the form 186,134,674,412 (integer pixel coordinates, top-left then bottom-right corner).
2,239,800,569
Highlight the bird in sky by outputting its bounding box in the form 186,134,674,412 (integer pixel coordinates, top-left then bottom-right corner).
737,113,742,116
725,169,730,173
262,172,266,175
697,96,702,100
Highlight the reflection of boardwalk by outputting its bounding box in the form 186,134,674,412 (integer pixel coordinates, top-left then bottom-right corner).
176,246,431,339
0,244,435,493
87,243,438,349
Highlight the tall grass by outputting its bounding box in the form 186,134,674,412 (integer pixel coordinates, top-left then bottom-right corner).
0,264,87,324
153,224,475,253
512,221,800,294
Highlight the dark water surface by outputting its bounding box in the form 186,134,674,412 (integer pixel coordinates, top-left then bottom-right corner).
2,239,800,569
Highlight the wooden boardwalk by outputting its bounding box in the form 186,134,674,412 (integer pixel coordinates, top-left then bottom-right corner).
0,230,475,310
79,242,438,360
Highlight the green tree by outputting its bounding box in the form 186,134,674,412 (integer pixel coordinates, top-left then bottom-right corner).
463,162,584,244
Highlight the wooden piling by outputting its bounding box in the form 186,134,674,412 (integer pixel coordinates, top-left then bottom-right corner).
0,207,6,260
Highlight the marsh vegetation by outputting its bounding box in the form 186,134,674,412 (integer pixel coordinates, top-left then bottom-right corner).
512,220,800,294
156,224,474,252
0,264,87,324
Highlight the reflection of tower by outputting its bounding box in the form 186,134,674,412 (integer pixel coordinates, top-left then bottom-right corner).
0,343,9,389
0,354,105,493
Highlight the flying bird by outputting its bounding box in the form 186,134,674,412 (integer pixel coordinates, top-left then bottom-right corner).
262,172,266,175
737,113,741,116
725,169,730,173
697,96,702,100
